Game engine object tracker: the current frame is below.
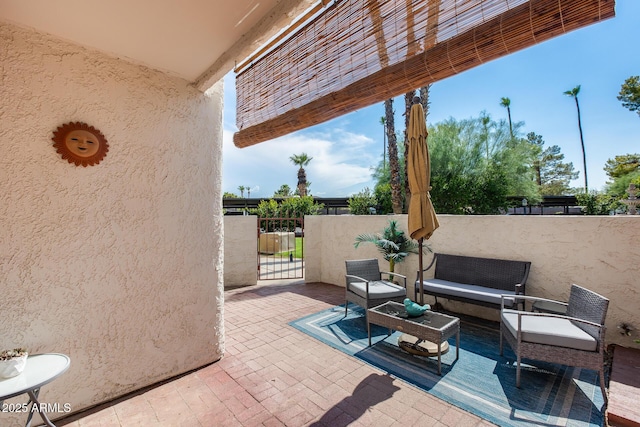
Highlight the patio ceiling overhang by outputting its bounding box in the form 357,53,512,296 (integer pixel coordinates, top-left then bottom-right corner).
233,0,614,148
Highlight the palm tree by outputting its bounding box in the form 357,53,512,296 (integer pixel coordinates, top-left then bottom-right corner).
354,220,423,272
246,186,252,198
289,153,312,196
237,185,245,198
384,99,403,214
564,85,588,192
419,85,431,120
379,116,387,168
500,97,513,138
274,184,292,197
480,112,492,158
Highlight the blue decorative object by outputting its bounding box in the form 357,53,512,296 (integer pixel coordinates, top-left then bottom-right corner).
403,298,430,317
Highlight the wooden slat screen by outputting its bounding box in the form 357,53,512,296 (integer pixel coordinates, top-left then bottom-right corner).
234,0,614,148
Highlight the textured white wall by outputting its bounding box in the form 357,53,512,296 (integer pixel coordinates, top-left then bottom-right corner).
224,216,257,287
0,22,224,423
305,214,640,347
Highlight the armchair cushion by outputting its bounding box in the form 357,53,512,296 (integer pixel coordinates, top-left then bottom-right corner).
348,280,406,300
502,311,598,351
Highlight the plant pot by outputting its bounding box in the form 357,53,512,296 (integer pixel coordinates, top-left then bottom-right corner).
0,354,28,379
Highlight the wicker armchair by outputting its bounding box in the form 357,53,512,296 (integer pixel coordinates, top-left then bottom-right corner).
500,284,609,401
345,259,407,319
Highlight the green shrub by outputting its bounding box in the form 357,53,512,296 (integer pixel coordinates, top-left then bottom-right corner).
374,183,393,214
348,187,378,215
280,196,323,217
251,196,323,231
575,192,622,215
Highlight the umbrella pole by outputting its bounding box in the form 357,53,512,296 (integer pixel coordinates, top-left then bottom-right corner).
419,238,424,305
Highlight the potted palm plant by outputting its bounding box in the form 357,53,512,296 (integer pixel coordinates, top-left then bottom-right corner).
0,347,28,378
354,219,429,272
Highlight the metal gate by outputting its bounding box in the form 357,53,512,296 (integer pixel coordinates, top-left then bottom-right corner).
257,217,304,280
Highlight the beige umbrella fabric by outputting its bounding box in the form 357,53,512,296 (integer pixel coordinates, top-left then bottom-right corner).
407,97,439,304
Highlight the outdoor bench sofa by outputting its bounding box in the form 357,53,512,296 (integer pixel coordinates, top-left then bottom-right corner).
414,253,531,309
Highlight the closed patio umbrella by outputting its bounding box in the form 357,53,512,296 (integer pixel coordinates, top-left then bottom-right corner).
407,96,439,304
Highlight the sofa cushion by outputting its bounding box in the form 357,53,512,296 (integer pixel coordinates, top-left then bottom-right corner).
416,279,517,307
502,311,598,351
349,280,406,299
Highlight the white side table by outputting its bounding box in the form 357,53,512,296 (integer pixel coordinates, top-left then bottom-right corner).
0,353,70,427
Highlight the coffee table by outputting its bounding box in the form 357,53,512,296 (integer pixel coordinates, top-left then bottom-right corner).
367,301,460,374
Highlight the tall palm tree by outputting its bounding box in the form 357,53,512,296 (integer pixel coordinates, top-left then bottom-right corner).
246,186,252,198
379,117,387,168
289,153,313,196
420,85,431,120
500,97,513,138
480,112,492,158
237,185,245,198
564,85,588,192
384,99,403,214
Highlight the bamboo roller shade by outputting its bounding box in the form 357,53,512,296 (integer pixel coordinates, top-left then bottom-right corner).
234,0,614,148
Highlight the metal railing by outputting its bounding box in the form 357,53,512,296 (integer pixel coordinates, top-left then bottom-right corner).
224,196,582,215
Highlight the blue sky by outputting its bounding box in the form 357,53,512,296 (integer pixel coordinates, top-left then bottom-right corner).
223,0,640,198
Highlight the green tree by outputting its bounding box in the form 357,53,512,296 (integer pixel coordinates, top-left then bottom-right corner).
289,153,312,197
575,192,621,215
527,132,578,195
604,154,640,179
280,196,323,218
603,153,640,200
500,97,513,138
252,196,323,231
564,85,588,192
374,183,393,215
606,171,640,199
371,143,405,215
427,115,538,214
384,99,403,214
273,184,293,197
617,75,640,118
253,199,279,218
223,192,239,198
237,185,246,198
348,187,378,215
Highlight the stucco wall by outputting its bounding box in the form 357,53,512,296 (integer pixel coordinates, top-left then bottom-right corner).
224,216,257,287
305,214,640,348
0,22,224,423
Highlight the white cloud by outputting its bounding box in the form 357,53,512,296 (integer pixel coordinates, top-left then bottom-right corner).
222,127,379,197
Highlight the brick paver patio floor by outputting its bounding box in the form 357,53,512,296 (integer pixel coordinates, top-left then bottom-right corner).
57,280,492,427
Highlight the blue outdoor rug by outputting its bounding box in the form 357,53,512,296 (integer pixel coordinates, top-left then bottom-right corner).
289,304,605,427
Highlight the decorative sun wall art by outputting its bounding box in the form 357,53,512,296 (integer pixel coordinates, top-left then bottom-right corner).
52,122,109,167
